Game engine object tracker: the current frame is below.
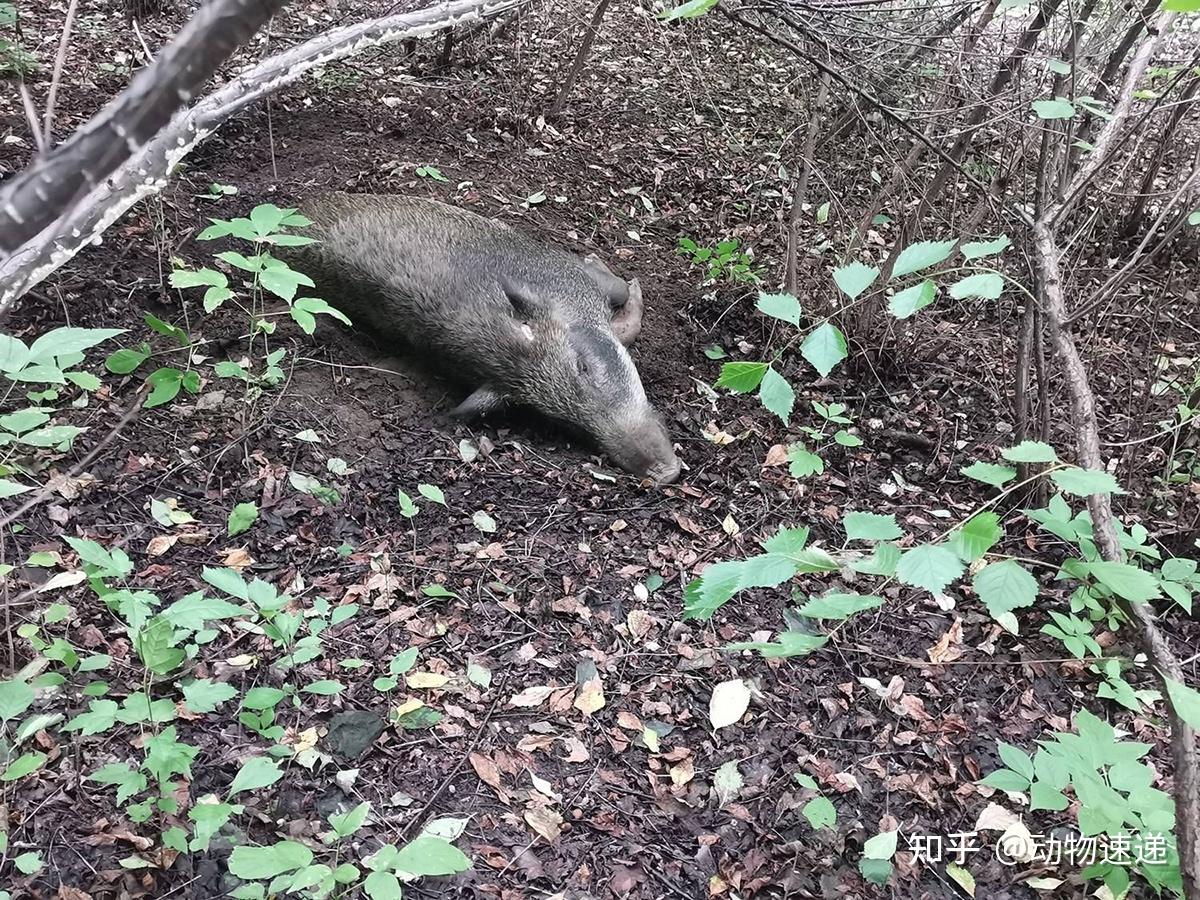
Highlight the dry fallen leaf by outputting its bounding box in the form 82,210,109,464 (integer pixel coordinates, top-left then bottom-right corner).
524,805,563,842
709,679,751,730
406,672,449,690
146,534,177,557
927,618,964,663
574,675,606,716
510,685,556,708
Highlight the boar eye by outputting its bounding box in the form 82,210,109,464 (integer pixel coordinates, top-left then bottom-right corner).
575,357,590,377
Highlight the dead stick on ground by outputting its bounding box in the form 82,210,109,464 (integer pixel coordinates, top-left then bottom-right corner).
0,382,150,532
1030,9,1199,895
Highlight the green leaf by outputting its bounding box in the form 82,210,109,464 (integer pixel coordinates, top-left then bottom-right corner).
703,345,727,360
800,323,847,377
797,592,883,620
1164,677,1200,730
863,829,898,860
851,542,900,577
229,757,283,797
228,502,258,536
715,361,768,393
961,461,1017,487
725,631,830,658
859,858,892,886
303,680,344,696
888,279,936,319
975,561,1038,617
134,616,186,675
0,679,35,721
0,478,34,498
1085,561,1161,603
397,489,419,518
258,262,314,302
363,871,402,900
759,368,794,424
472,510,497,533
421,584,459,599
684,553,799,620
756,292,801,326
658,0,719,20
242,686,286,710
949,273,1004,300
0,334,31,373
228,841,313,880
980,768,1030,791
65,699,119,735
1,751,46,781
329,802,371,840
392,836,472,877
890,239,956,279
145,367,183,408
960,235,1011,260
66,371,101,391
802,795,836,830
27,327,124,365
202,567,249,601
182,679,238,714
949,512,1002,562
1049,466,1123,496
997,742,1035,781
897,544,964,595
1033,97,1076,119
832,261,880,300
843,511,902,542
1001,440,1058,463
417,483,446,506
787,444,824,478
13,851,43,875
162,593,245,630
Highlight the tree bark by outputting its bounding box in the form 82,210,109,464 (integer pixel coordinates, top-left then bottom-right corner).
548,0,614,119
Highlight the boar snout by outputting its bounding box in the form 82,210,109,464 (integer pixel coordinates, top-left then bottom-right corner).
604,413,682,484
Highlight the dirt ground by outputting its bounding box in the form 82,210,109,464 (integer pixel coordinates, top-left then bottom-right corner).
2,1,1198,899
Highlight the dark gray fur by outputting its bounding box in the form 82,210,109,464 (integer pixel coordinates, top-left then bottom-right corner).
287,192,680,483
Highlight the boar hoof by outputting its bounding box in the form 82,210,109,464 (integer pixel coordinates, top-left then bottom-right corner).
450,385,505,420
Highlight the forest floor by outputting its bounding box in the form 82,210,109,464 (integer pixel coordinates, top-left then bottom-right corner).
1,1,1198,899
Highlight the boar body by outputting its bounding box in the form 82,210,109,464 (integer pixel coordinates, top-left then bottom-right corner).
291,193,680,484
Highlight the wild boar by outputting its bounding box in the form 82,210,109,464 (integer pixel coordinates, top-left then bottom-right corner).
288,192,681,484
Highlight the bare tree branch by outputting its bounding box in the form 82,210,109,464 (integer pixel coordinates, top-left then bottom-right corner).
0,0,526,314
0,0,289,255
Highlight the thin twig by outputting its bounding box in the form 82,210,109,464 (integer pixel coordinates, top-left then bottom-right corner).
42,0,81,148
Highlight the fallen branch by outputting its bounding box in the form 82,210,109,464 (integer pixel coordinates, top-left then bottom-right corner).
1030,10,1199,895
0,0,525,314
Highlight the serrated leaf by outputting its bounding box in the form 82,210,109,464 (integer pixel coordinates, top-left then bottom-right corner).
832,261,879,300
897,544,964,595
961,235,1011,260
1001,441,1058,463
891,240,956,279
950,512,1002,562
228,502,258,536
715,361,768,393
713,760,743,806
797,592,883,620
787,444,824,478
182,679,238,714
1049,466,1123,496
759,367,794,424
949,273,1004,300
1,751,46,781
800,323,847,377
843,511,902,542
756,292,801,326
961,461,1017,487
397,489,419,518
888,279,936,319
975,561,1038,617
1085,561,1161,603
725,632,828,658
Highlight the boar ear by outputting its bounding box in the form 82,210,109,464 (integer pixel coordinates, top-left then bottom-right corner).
498,274,545,320
610,277,643,347
582,253,630,311
450,385,505,420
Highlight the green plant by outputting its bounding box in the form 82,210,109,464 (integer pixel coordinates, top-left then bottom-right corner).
0,3,37,78
677,236,759,284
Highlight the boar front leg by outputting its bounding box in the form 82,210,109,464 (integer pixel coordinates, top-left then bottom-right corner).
450,384,505,419
608,277,643,347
